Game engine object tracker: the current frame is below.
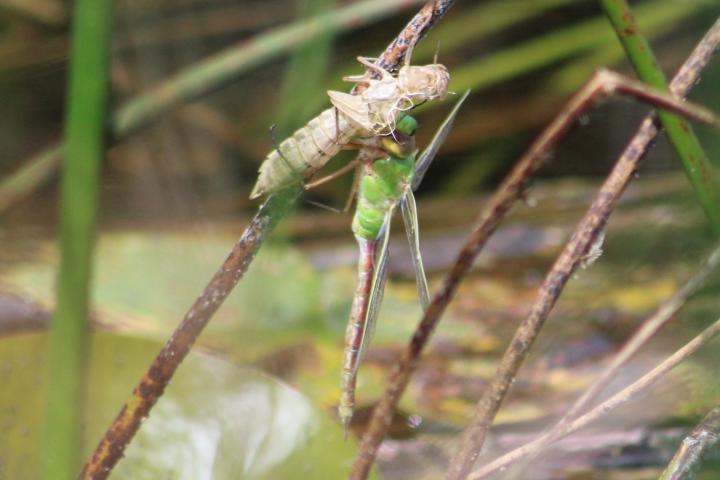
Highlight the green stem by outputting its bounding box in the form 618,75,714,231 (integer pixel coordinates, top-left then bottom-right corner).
41,1,112,479
600,0,720,234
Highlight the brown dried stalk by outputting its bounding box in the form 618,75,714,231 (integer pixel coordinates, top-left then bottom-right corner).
79,1,457,478
469,243,720,479
448,18,720,480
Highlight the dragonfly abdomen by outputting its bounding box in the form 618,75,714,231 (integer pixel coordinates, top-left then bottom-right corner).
250,107,358,198
339,237,376,426
352,155,415,240
341,155,414,428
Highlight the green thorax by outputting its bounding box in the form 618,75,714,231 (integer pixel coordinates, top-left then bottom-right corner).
352,116,418,240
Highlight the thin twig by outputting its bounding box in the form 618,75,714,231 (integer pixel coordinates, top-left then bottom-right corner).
374,0,455,73
563,245,720,420
461,315,720,480
78,2,457,479
448,18,720,480
469,243,720,480
660,406,720,480
351,18,720,480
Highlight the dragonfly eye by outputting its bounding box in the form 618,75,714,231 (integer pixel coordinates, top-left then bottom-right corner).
395,115,418,137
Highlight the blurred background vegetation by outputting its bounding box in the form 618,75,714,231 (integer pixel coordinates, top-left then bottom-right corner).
2,0,720,478
1,0,718,219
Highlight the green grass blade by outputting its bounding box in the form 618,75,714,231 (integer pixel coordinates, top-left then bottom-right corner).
41,1,113,479
600,0,720,233
276,0,338,137
413,0,571,61
333,0,574,78
546,13,683,94
451,0,701,92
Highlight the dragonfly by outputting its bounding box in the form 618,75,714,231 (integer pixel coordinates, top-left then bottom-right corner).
249,55,450,199
338,90,470,429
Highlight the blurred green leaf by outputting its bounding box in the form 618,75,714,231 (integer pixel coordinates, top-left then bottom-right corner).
451,0,702,93
276,0,338,137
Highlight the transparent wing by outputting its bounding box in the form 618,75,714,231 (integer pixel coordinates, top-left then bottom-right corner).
355,210,393,373
400,191,430,310
412,89,471,191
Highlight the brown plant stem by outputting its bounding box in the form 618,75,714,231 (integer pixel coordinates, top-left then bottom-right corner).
447,18,720,480
660,406,720,480
79,1,457,478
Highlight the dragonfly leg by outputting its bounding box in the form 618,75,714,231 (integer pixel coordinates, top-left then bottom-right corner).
303,199,342,214
403,41,416,68
356,56,393,80
305,158,360,191
343,164,362,213
342,75,370,84
343,57,382,83
304,140,386,192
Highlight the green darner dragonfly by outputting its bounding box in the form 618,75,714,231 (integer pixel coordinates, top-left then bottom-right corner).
249,56,450,199
339,91,470,428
